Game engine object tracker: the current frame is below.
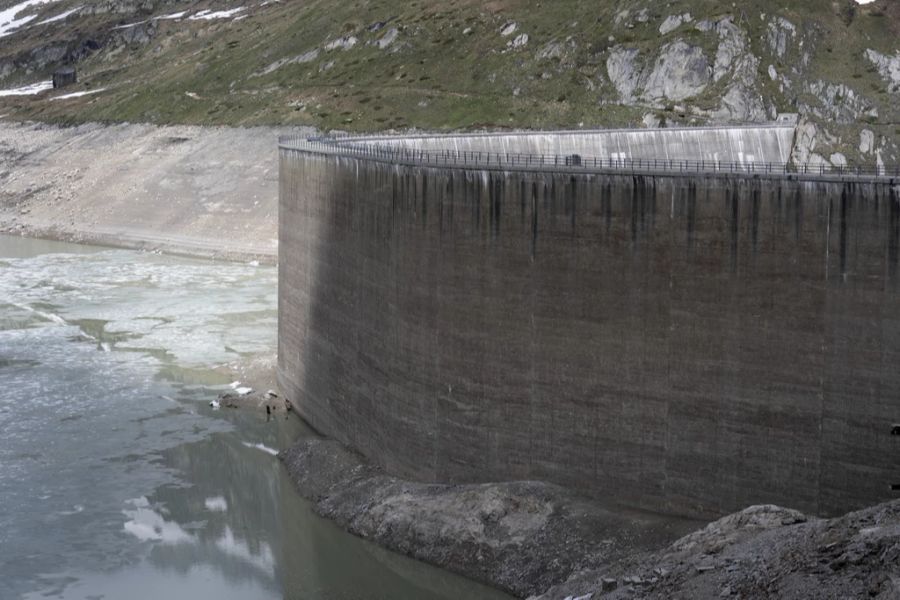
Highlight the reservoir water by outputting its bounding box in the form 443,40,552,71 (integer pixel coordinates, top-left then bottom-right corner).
0,235,510,600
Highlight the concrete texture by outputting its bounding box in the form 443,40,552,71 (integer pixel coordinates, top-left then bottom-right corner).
279,131,900,520
345,124,796,166
0,121,311,262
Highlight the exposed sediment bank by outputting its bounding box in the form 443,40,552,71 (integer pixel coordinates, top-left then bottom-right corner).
279,436,900,600
279,438,701,599
0,120,312,262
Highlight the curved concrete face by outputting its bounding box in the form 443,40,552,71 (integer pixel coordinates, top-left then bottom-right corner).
278,144,900,520
346,125,796,165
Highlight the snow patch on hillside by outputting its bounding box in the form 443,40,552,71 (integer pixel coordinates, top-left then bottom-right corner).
0,80,52,96
0,0,61,38
188,7,246,21
35,5,80,26
52,87,106,100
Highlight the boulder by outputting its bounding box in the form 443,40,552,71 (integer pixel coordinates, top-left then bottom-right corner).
708,83,767,123
659,13,692,35
766,17,796,58
864,49,900,93
606,46,643,101
642,112,662,128
376,28,398,50
643,41,711,101
499,22,517,37
830,152,848,167
859,129,875,154
508,33,529,49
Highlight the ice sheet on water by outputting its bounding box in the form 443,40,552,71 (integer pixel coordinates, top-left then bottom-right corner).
0,248,276,367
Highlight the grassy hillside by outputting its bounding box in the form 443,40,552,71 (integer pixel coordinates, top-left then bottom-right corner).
0,0,897,160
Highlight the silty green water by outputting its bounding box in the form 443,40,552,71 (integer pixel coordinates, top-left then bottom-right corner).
0,235,511,600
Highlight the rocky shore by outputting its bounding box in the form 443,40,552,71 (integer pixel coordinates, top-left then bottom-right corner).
279,433,900,600
279,438,700,599
537,500,900,600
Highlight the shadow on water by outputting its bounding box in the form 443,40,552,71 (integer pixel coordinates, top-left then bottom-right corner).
0,235,511,600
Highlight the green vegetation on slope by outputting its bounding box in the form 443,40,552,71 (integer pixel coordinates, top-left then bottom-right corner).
0,0,897,149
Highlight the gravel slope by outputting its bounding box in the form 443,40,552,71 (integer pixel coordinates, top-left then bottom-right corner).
0,120,311,261
535,500,900,600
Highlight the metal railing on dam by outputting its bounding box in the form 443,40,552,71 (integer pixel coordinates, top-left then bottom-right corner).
278,132,898,183
278,127,900,521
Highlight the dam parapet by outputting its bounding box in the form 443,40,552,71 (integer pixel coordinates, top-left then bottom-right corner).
280,125,898,183
278,125,900,519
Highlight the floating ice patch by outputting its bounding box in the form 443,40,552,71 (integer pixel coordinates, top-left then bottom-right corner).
51,87,106,100
57,504,84,516
204,496,228,512
188,7,245,21
241,442,278,456
0,0,60,38
228,381,252,395
0,80,52,96
35,5,79,26
122,501,192,544
216,525,275,573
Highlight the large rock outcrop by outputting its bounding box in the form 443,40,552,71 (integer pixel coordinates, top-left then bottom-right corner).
865,49,900,93
642,41,711,102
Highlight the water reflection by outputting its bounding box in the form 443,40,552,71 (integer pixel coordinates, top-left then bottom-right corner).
0,235,510,600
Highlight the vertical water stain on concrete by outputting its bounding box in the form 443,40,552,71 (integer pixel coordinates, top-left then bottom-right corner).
279,132,900,520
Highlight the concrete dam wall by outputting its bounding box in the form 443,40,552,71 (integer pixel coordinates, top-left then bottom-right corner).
278,127,900,519
348,124,797,166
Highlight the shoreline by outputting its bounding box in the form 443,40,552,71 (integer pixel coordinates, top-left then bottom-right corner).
277,430,900,600
0,226,278,264
0,120,314,264
278,435,702,599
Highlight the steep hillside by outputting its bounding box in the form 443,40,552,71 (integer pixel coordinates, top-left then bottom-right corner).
0,0,898,165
